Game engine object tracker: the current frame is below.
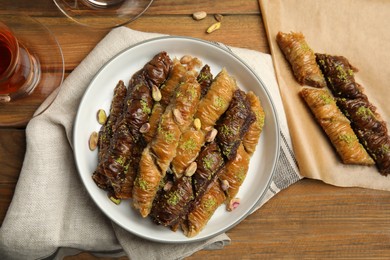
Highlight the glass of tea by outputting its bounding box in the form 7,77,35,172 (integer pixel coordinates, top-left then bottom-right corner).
0,22,41,102
53,0,154,28
0,15,64,126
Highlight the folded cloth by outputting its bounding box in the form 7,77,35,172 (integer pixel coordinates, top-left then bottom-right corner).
259,0,390,190
0,27,300,259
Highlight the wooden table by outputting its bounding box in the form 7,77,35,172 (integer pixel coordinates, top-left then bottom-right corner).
1,1,390,259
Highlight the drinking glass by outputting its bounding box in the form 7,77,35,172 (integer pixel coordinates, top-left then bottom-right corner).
0,15,64,126
53,0,154,28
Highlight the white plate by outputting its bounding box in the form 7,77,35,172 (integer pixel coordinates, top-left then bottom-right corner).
73,36,280,243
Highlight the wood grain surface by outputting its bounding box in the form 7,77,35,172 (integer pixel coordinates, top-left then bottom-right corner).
1,0,390,259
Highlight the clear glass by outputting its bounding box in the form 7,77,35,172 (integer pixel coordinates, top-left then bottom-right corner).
53,0,154,28
0,15,64,127
0,22,41,102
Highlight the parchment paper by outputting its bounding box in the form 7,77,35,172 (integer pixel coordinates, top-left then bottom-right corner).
259,0,390,190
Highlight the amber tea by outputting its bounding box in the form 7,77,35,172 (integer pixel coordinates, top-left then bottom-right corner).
0,22,40,101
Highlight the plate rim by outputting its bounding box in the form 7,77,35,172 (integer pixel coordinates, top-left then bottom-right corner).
73,35,280,243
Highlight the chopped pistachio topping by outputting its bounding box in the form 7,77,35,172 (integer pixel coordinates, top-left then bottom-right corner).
380,144,390,154
319,93,334,105
198,72,211,82
220,124,233,136
356,106,374,120
203,198,217,212
236,167,246,183
202,155,214,170
214,96,225,108
157,117,164,132
164,131,176,143
300,42,312,52
167,191,180,206
223,147,232,157
256,111,265,128
181,139,197,151
339,134,356,145
100,132,107,143
335,65,349,82
115,156,126,166
123,163,129,173
158,179,166,189
107,126,113,136
140,99,151,114
175,82,185,98
187,85,198,99
136,177,148,191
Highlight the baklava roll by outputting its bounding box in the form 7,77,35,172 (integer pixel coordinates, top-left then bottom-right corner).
97,80,127,162
124,70,154,142
195,68,237,131
132,147,163,217
102,124,134,198
276,32,326,88
192,142,225,197
242,91,265,155
216,89,255,160
357,131,390,175
197,64,213,98
160,59,187,107
143,103,164,143
219,144,251,207
183,180,226,238
300,88,374,165
93,80,127,190
337,98,390,174
126,51,171,142
173,73,202,132
149,109,182,174
150,176,194,229
143,51,173,89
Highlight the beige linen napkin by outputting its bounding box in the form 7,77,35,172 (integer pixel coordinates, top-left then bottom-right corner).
0,27,300,259
260,0,390,190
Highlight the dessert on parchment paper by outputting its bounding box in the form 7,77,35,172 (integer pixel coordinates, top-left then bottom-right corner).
277,31,389,176
316,54,390,175
300,87,374,165
276,31,326,88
